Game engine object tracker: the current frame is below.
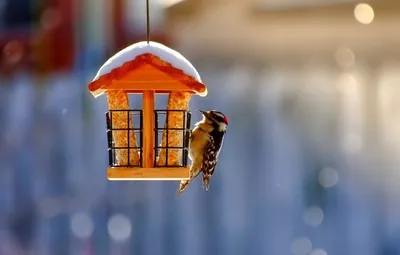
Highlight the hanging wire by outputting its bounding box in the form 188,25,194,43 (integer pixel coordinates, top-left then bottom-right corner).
146,0,150,43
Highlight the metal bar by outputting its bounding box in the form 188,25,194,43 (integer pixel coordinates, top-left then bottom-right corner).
127,110,130,166
185,112,191,166
166,111,169,166
112,147,142,149
182,111,186,167
106,112,113,166
110,110,113,130
154,109,188,112
110,164,186,168
155,147,188,149
155,127,188,131
140,110,143,167
108,109,142,112
154,111,158,166
108,147,113,166
111,111,115,165
105,128,142,131
154,166,186,168
110,111,114,166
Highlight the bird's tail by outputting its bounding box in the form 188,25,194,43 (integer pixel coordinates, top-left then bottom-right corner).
177,179,191,195
177,162,202,195
202,174,210,191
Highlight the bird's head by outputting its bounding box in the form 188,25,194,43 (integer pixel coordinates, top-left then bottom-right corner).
198,110,229,132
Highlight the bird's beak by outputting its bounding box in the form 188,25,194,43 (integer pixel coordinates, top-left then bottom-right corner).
198,109,207,115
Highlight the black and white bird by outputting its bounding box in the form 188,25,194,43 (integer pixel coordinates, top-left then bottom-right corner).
177,110,228,195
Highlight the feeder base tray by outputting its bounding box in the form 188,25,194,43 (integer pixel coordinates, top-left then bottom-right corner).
107,167,190,180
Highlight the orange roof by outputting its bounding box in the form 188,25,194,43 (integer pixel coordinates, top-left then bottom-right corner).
88,53,208,98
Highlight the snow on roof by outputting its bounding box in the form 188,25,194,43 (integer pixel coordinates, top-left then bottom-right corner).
92,41,202,83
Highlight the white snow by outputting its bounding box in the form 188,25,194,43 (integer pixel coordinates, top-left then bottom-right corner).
92,41,202,85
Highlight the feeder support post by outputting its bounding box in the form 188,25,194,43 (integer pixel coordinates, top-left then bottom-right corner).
143,90,155,168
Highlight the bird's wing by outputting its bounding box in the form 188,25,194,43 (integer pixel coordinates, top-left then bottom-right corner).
201,136,219,177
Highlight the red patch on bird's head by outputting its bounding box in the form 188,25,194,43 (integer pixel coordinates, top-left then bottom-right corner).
223,116,229,124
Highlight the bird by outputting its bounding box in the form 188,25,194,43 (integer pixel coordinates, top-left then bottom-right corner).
177,109,229,195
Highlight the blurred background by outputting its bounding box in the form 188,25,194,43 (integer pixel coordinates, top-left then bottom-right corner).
1,0,400,254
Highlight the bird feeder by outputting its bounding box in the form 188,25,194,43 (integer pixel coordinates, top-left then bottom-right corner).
88,41,207,180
